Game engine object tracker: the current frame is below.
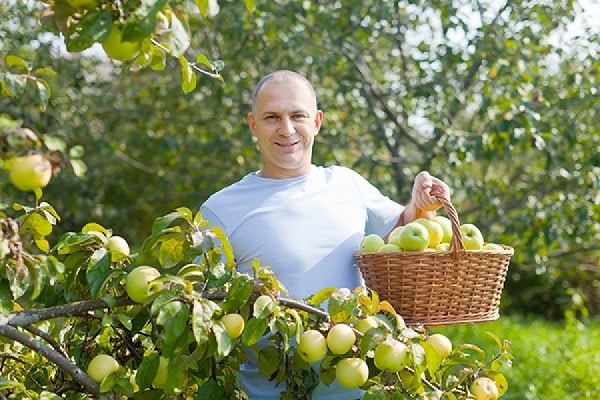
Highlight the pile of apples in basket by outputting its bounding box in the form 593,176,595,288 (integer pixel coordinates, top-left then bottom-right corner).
359,216,504,253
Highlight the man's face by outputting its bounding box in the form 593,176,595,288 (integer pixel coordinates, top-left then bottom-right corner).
248,79,323,179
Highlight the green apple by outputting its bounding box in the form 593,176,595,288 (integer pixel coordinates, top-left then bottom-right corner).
433,215,453,244
152,356,168,388
390,222,429,251
335,357,369,389
373,339,408,372
326,323,356,355
297,330,328,363
102,25,141,62
87,354,120,383
359,234,385,252
9,154,52,191
353,316,379,334
387,226,404,244
414,217,444,248
107,235,130,262
220,313,245,339
470,377,499,400
125,266,162,303
435,242,450,251
424,333,452,360
378,243,402,252
460,223,484,250
482,243,504,251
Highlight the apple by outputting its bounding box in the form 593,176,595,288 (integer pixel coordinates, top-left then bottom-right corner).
152,356,169,388
433,215,453,243
220,313,245,339
297,330,328,363
460,224,484,250
67,0,99,8
9,154,52,191
470,377,499,400
483,243,504,251
335,357,369,389
390,222,429,251
414,217,444,248
125,266,162,303
359,234,385,252
373,339,408,372
87,354,120,383
107,235,130,262
326,323,356,355
425,333,452,360
387,226,404,244
353,316,379,334
378,243,402,252
102,25,141,62
435,242,450,251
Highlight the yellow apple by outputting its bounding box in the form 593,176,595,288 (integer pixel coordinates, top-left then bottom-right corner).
482,243,504,251
425,333,452,360
335,357,369,389
9,154,52,191
87,354,120,383
470,377,499,400
125,266,162,303
433,215,453,243
297,330,328,363
102,25,141,62
354,316,379,334
221,313,245,339
326,323,356,355
435,242,450,251
414,217,444,248
359,234,385,252
378,243,402,252
152,356,169,388
107,235,130,262
460,223,484,250
373,339,408,372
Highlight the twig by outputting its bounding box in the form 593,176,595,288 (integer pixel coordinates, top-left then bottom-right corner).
23,324,69,359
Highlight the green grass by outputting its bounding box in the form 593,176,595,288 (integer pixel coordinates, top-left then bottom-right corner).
431,315,600,400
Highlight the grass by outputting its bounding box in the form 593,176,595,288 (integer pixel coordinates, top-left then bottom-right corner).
431,315,600,399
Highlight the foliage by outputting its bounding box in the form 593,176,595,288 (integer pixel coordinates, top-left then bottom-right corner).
434,316,600,399
1,197,512,398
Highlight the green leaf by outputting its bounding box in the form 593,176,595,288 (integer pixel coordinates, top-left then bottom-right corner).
5,55,30,72
151,210,188,235
136,351,160,391
196,378,227,400
328,289,359,323
35,79,50,111
158,236,185,269
213,321,233,357
308,287,337,307
222,274,253,313
178,56,197,94
206,262,232,289
164,12,190,56
21,212,53,237
244,0,256,12
64,10,112,53
86,248,111,299
257,345,280,377
241,317,268,346
34,67,58,77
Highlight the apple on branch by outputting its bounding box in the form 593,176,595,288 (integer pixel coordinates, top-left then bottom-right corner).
297,330,328,363
125,266,162,303
87,354,120,383
335,357,369,389
373,338,409,372
9,154,53,192
326,323,356,355
470,376,499,400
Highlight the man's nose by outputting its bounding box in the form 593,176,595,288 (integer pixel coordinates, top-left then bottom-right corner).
279,117,295,135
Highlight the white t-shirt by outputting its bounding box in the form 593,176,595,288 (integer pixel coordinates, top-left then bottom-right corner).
200,165,402,399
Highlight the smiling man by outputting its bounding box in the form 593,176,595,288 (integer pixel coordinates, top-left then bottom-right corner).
199,70,450,399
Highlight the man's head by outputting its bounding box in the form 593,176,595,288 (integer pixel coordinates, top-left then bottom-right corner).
248,70,323,179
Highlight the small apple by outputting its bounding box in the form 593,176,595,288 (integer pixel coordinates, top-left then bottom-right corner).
335,357,369,389
470,377,499,400
482,243,504,251
433,215,453,243
9,154,52,191
424,333,452,360
87,354,120,383
387,226,404,244
414,218,444,248
460,223,484,250
107,235,130,262
390,222,429,251
220,313,245,339
102,25,141,62
359,234,385,252
353,316,379,334
297,330,328,363
152,356,169,388
326,323,356,355
373,339,408,372
378,243,402,252
435,242,450,251
125,266,162,303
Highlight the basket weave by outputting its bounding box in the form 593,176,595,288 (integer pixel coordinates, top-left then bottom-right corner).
354,197,513,327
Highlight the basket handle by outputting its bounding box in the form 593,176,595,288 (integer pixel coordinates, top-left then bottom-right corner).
436,196,466,256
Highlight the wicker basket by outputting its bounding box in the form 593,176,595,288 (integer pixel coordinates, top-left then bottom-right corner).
354,197,513,327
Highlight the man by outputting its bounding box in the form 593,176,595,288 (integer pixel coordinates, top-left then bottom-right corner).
200,70,450,399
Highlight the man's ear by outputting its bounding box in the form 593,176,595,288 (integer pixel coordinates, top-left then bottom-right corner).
248,112,257,137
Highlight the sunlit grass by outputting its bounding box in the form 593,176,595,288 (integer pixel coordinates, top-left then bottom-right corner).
431,315,600,400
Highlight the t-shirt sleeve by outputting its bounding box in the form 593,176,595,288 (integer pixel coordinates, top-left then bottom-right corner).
347,168,403,237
